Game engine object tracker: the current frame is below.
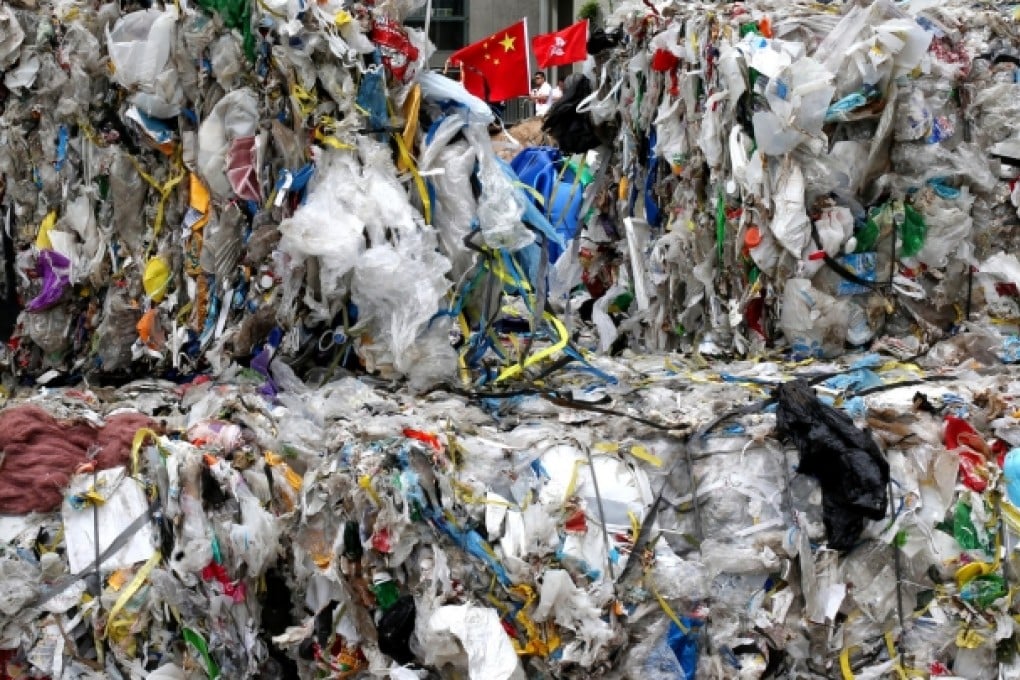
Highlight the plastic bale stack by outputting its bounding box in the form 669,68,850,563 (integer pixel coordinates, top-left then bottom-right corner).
529,0,1020,365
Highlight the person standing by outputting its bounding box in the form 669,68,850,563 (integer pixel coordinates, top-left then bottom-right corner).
551,78,564,106
529,71,553,116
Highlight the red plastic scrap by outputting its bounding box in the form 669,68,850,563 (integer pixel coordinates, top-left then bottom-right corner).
402,428,443,452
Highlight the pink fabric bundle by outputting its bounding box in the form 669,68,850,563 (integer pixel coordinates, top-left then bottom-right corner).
0,405,154,514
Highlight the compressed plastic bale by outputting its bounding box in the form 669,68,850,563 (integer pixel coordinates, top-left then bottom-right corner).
464,124,533,251
200,202,244,283
0,555,40,617
913,185,975,268
351,236,451,374
418,114,479,278
278,150,366,306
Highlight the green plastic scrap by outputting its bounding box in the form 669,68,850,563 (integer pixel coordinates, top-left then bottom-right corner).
196,0,256,61
855,213,880,253
961,573,1008,609
953,502,982,551
183,627,221,679
899,203,927,258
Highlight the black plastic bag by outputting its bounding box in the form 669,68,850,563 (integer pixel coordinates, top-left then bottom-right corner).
775,379,889,551
377,595,416,665
588,27,623,54
542,74,601,155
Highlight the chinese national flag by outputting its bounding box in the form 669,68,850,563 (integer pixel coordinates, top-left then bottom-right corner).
532,20,588,69
449,19,530,103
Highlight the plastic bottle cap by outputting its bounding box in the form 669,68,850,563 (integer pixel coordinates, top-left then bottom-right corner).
744,226,762,249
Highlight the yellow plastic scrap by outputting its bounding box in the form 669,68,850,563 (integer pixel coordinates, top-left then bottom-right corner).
956,627,987,649
495,312,568,383
265,452,303,492
563,458,588,501
130,428,164,477
36,211,57,250
629,444,663,467
107,569,131,592
143,257,171,303
291,84,318,119
358,475,381,506
506,584,559,657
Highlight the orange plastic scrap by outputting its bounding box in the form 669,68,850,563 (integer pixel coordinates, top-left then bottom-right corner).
188,173,211,231
136,308,162,348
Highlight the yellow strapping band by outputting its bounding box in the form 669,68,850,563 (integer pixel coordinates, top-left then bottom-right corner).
840,646,856,679
650,582,688,634
130,428,163,478
105,550,162,643
392,131,432,225
129,156,185,247
36,211,57,250
495,312,568,383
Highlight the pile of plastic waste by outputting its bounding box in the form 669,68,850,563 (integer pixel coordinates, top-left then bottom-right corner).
533,0,1020,366
6,0,1020,677
4,342,1020,678
1,0,1020,392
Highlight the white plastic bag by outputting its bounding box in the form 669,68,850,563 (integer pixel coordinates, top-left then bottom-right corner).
780,278,851,359
196,89,259,199
106,9,175,89
769,159,811,256
418,71,494,122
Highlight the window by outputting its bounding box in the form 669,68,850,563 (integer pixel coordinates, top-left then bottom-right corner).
405,0,467,52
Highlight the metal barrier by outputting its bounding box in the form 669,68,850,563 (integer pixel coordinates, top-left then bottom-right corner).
500,97,533,125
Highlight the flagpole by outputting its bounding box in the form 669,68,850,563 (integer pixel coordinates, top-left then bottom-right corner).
522,16,532,97
424,0,433,51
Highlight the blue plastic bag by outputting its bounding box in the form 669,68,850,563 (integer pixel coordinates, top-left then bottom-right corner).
510,146,587,261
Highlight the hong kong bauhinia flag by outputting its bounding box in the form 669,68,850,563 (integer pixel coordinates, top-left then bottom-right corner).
532,20,588,69
449,19,531,102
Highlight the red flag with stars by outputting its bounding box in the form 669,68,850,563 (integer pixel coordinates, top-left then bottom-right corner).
449,19,530,103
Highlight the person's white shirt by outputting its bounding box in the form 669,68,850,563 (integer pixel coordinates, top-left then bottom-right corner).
532,81,552,115
551,84,563,105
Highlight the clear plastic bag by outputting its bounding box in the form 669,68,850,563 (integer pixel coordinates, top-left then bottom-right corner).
780,278,851,359
278,150,366,306
464,124,533,251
